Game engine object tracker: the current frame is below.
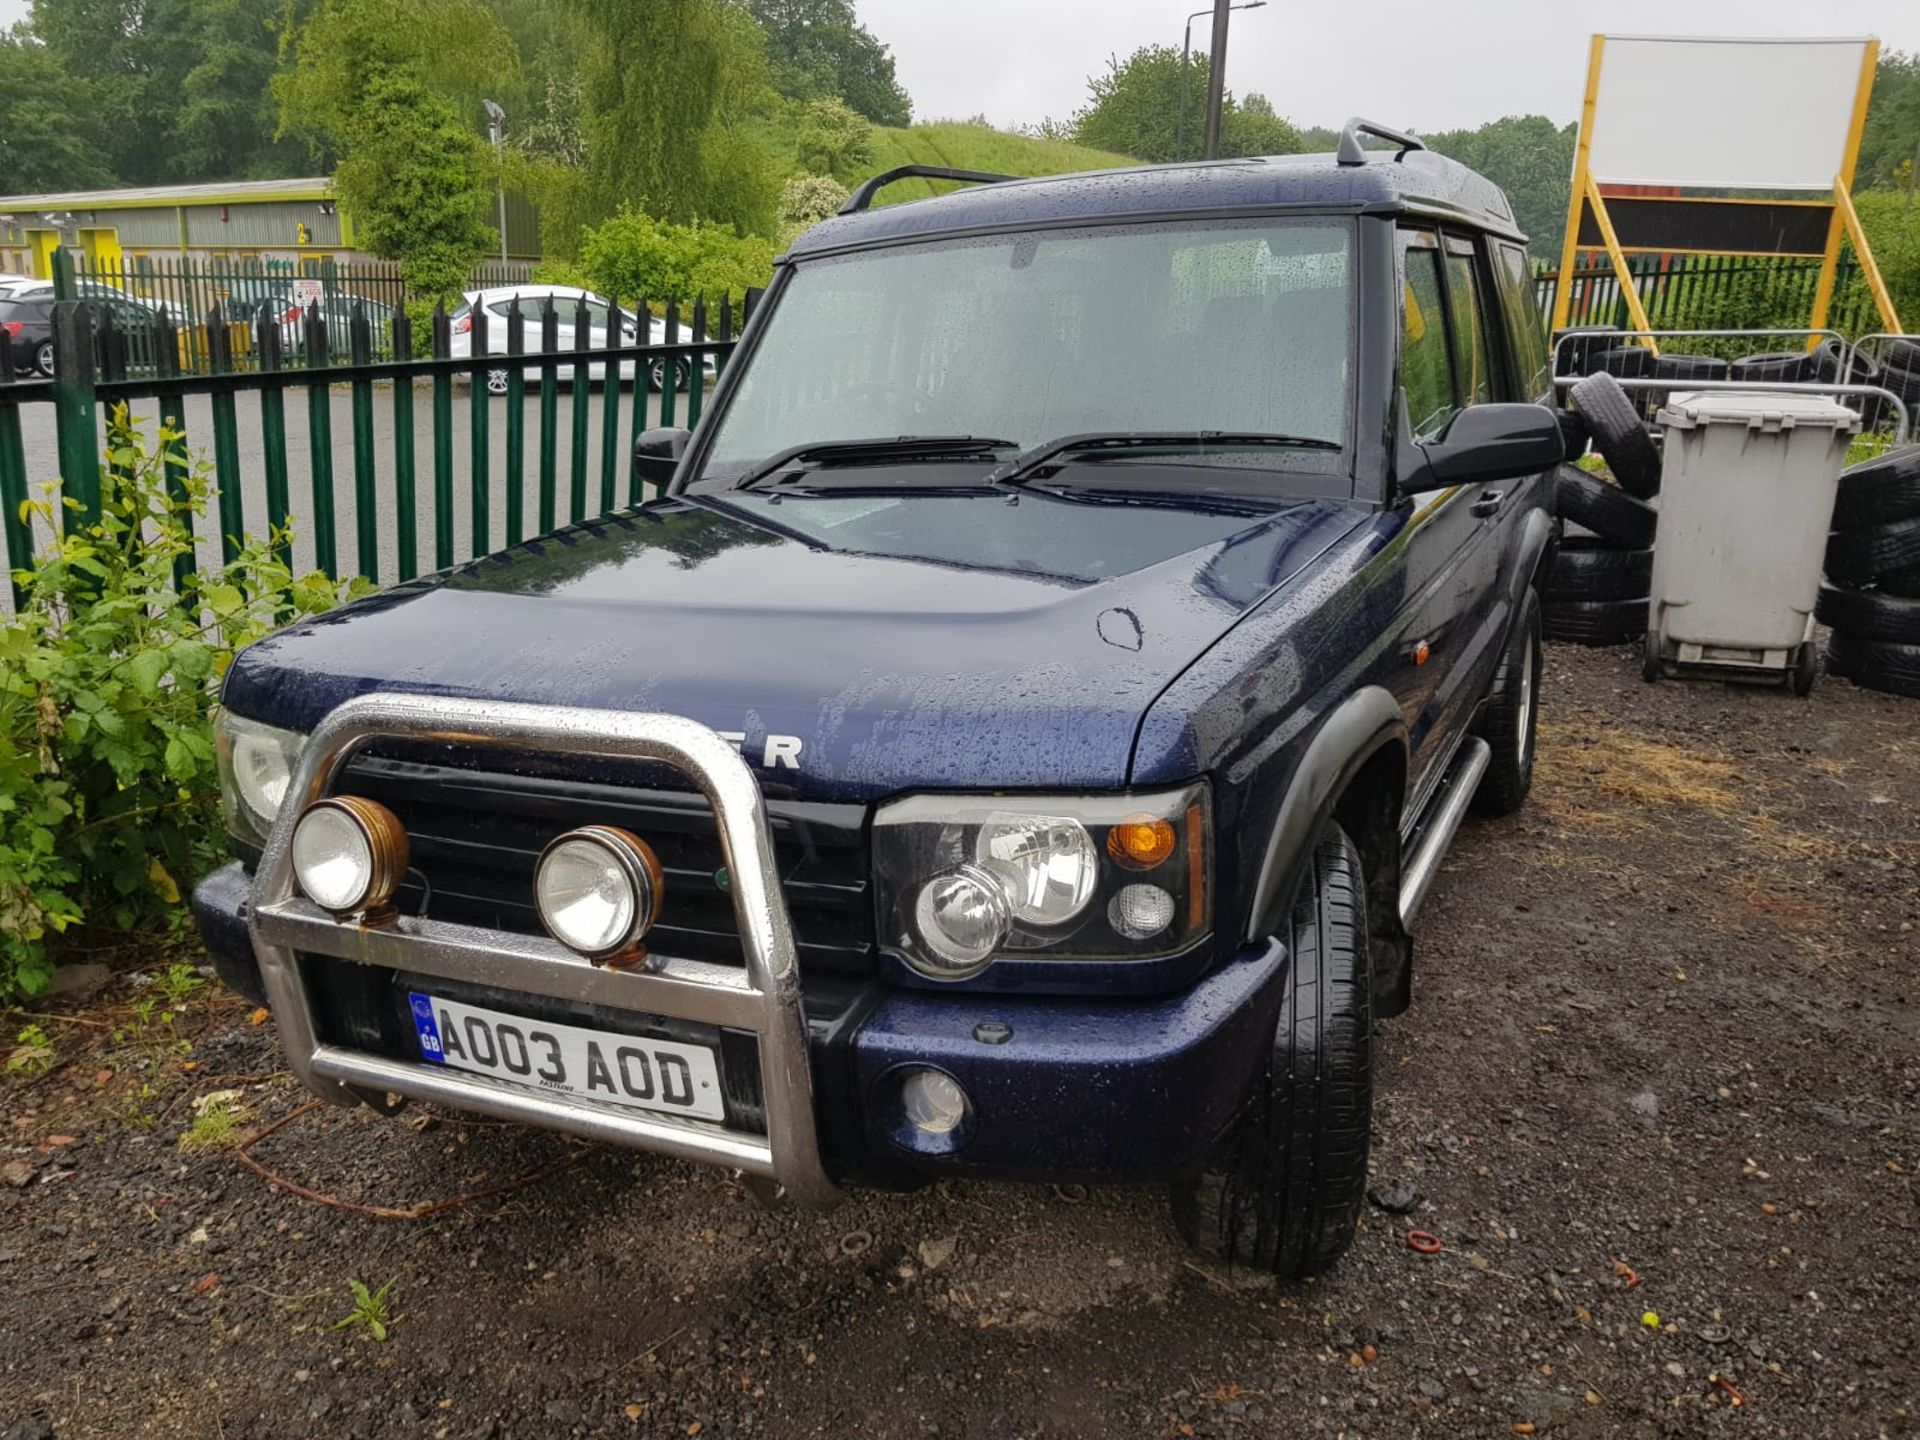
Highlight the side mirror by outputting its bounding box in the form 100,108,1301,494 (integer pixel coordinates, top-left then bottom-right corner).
633,426,692,490
1412,403,1566,490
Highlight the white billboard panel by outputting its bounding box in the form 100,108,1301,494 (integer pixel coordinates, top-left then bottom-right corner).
1587,36,1871,191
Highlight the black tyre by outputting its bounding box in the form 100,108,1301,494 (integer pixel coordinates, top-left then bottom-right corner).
1881,562,1920,599
1815,582,1920,644
1471,588,1541,816
1594,344,1652,379
1555,408,1590,463
1543,595,1648,646
1831,446,1920,530
1731,350,1815,383
1825,515,1920,586
35,339,55,377
1544,537,1654,602
1555,468,1658,547
1652,353,1730,384
1555,325,1619,377
1886,337,1920,372
1568,372,1662,499
649,356,693,392
1826,631,1920,699
1171,824,1371,1279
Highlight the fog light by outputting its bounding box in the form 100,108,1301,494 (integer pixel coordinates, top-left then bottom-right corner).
535,826,663,962
901,1067,970,1136
291,797,408,917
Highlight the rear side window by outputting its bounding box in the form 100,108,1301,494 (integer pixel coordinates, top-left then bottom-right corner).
1493,242,1551,399
1443,245,1493,408
1398,234,1455,438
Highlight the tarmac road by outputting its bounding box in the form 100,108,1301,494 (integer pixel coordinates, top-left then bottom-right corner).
7,379,676,593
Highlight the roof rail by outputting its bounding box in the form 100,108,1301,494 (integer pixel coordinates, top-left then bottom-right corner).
1335,118,1427,167
838,165,1019,215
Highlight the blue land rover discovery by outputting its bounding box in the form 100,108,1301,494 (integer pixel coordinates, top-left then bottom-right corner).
194,120,1565,1276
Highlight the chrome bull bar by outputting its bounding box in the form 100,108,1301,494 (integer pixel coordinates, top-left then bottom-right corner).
246,692,841,1208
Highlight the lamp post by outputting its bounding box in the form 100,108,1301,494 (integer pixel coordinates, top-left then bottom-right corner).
1177,0,1264,161
483,99,508,264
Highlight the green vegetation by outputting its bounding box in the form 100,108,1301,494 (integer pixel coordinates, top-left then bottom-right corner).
748,0,909,126
179,1093,244,1152
0,413,364,1002
569,212,776,308
1860,51,1920,191
1068,44,1299,164
333,1278,398,1341
6,1024,55,1075
855,122,1135,205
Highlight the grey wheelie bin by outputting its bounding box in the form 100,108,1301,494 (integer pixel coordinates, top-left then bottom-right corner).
1645,391,1860,694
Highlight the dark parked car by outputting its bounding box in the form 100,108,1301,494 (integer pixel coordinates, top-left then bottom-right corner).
0,296,55,377
194,121,1563,1277
0,291,166,377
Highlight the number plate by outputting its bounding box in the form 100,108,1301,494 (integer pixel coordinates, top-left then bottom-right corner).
408,993,725,1122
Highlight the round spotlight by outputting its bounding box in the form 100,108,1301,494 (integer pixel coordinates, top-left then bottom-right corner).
291,796,408,916
535,826,663,961
1108,882,1176,940
900,1067,970,1136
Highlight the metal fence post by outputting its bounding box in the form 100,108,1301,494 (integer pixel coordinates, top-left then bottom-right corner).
51,291,102,539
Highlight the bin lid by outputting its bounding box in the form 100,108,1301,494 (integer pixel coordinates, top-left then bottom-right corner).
1658,390,1861,432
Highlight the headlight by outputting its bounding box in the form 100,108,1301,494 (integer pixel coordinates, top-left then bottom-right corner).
874,784,1210,980
213,708,308,844
535,826,663,962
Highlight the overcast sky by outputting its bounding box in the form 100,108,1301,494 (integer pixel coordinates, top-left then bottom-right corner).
862,0,1920,134
3,0,1916,138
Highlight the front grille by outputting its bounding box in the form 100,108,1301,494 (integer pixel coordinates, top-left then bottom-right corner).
340,756,875,974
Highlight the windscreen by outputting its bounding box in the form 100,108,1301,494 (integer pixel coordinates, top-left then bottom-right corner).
701,218,1353,481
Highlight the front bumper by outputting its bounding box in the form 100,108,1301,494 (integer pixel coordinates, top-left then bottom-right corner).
194,695,1288,1192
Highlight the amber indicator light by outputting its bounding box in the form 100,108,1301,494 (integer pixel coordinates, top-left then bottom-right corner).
1414,640,1431,666
1107,814,1177,869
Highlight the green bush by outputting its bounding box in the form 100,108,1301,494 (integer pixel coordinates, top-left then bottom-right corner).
0,410,364,1000
574,209,776,307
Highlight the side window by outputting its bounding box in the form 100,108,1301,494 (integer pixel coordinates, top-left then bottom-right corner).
1398,231,1455,439
1443,239,1492,407
1493,241,1551,400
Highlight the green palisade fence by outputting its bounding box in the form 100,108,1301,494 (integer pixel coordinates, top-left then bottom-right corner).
0,251,753,608
1532,252,1876,343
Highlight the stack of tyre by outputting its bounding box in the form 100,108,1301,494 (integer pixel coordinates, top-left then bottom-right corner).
1545,371,1660,646
1819,445,1920,698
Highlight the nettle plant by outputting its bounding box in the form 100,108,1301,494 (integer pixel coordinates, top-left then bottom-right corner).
0,408,366,999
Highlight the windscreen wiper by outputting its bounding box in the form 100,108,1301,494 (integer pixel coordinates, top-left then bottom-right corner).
989,430,1340,485
732,435,1016,491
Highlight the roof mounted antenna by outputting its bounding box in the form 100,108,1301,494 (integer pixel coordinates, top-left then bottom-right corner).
1335,118,1427,167
839,165,1019,215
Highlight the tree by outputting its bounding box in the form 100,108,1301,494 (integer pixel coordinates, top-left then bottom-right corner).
777,173,848,244
0,33,118,192
747,0,909,127
277,0,512,311
564,0,781,239
1073,45,1301,164
575,210,775,305
1860,51,1920,191
26,0,320,185
1423,115,1576,259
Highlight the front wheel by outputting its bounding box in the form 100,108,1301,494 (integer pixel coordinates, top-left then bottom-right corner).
1471,587,1542,816
35,340,56,377
1170,823,1372,1279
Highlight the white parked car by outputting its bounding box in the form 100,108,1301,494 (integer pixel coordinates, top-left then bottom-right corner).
449,284,717,395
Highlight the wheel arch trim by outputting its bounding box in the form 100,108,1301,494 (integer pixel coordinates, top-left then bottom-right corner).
1243,684,1408,943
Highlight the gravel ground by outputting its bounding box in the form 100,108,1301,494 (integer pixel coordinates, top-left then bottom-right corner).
2,643,1916,1440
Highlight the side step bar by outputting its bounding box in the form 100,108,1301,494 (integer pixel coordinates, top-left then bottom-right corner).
1398,736,1491,927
